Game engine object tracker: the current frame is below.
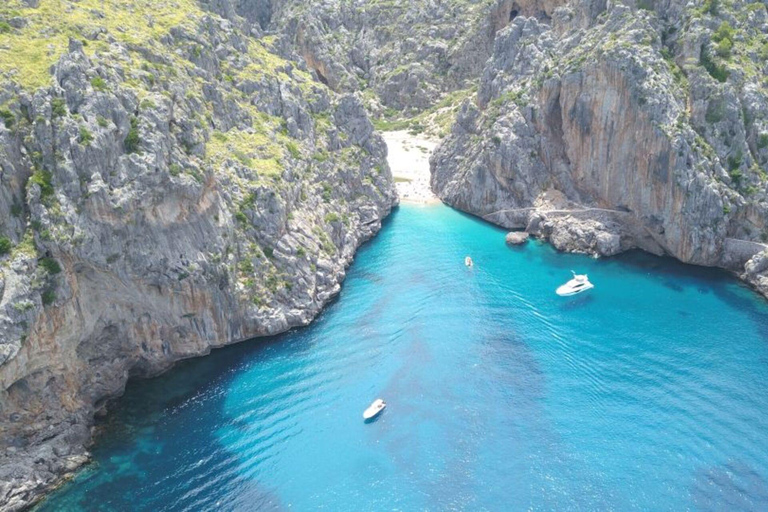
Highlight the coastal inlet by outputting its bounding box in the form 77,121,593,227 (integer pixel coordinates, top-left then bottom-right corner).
36,204,768,511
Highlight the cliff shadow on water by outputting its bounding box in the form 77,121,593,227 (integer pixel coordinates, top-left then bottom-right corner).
33,327,308,511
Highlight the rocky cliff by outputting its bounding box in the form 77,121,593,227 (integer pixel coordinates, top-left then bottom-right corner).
431,0,768,288
0,1,395,509
257,0,545,137
268,0,502,112
4,0,768,508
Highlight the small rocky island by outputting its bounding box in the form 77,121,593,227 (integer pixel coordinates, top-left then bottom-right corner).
1,0,768,509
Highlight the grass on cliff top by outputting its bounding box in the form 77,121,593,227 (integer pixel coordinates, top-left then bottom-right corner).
0,0,204,89
0,0,210,90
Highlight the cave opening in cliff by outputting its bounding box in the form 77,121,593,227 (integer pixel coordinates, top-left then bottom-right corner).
509,8,519,20
237,0,273,31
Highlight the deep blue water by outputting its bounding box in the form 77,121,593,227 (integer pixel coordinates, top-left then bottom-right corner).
37,204,768,511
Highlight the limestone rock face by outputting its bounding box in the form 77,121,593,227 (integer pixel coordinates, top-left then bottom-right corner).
432,0,768,281
266,0,565,115
505,231,530,245
0,3,395,509
743,250,768,296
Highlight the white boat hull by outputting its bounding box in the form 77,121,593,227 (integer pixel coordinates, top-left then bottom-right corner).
556,282,594,296
363,399,386,420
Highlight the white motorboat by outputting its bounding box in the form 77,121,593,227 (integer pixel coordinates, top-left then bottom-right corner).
556,271,594,296
363,398,386,420
465,256,473,267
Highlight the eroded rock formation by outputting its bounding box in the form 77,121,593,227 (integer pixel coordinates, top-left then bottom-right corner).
432,0,768,286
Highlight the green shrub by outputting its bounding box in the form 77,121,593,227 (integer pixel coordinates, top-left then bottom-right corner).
263,247,274,259
286,141,301,159
703,0,719,14
372,118,411,132
241,191,257,208
235,210,248,224
700,45,728,83
124,117,140,153
744,185,759,196
705,100,725,123
728,151,743,172
0,109,14,129
712,22,734,59
39,257,62,274
41,289,56,305
51,98,67,117
238,259,254,273
713,22,735,44
0,21,12,34
325,212,340,223
79,126,93,145
322,183,332,203
90,76,108,91
29,169,54,198
758,133,768,149
10,203,22,217
408,123,425,135
759,42,768,61
97,116,108,128
715,37,732,58
637,0,654,10
0,237,12,256
233,149,252,167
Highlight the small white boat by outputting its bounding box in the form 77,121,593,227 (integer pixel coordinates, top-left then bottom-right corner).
556,271,594,296
465,256,473,267
363,398,386,420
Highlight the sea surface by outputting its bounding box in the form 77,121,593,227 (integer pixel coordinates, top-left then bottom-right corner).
37,204,768,511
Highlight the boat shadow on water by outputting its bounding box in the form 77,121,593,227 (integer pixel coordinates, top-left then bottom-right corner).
364,410,385,424
558,294,595,310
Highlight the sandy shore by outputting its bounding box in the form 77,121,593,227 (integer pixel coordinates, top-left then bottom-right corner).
382,130,440,204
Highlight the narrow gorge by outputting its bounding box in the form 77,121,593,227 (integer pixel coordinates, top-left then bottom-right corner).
1,0,767,509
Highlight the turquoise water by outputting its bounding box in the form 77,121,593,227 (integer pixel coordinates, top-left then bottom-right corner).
37,204,768,511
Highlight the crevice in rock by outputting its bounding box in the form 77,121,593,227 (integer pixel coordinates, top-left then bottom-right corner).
536,83,574,197
314,69,329,86
490,0,516,36
237,0,273,31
